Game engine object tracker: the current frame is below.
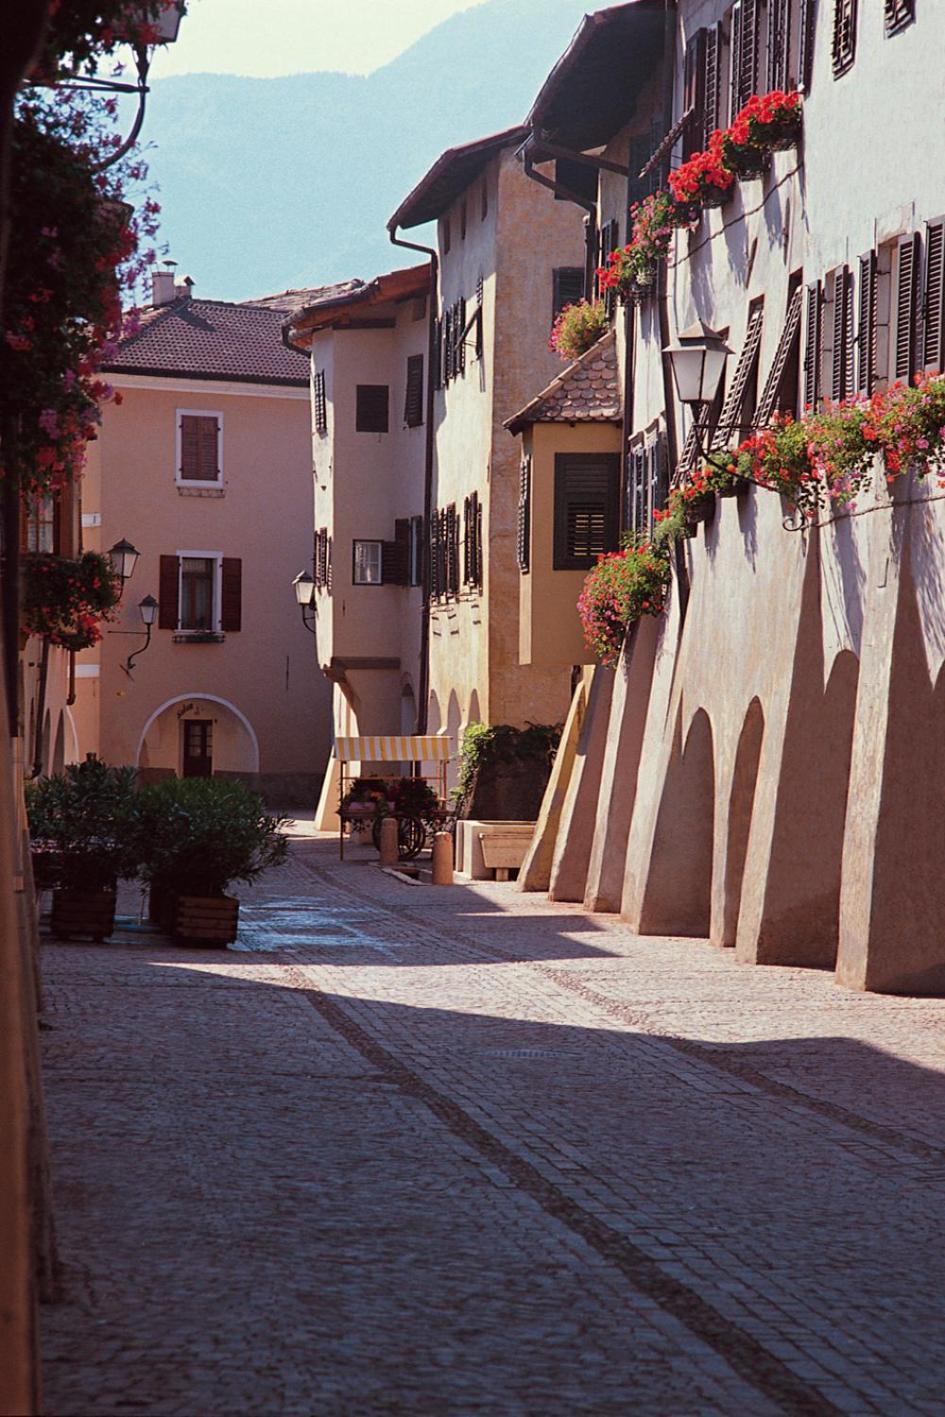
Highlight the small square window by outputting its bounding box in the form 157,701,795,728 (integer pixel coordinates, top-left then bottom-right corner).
355,384,389,433
353,540,383,585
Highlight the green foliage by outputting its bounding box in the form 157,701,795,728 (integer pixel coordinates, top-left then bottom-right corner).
453,722,561,808
26,758,140,890
135,777,288,898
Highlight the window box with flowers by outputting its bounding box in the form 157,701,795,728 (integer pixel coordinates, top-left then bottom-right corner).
597,191,685,303
669,131,736,210
549,300,608,360
21,550,121,650
577,541,671,667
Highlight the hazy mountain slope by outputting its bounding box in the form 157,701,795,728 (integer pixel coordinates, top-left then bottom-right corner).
143,0,591,300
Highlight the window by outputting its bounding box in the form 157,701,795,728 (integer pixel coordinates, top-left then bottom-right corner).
711,301,764,447
827,266,855,402
803,280,823,410
352,540,383,585
313,369,327,435
463,492,482,591
177,411,221,485
923,217,945,375
445,505,460,596
409,516,423,587
553,455,620,570
158,554,241,632
756,275,804,423
831,0,857,77
355,384,389,433
858,251,878,393
595,220,619,312
26,493,57,553
517,456,531,574
885,0,914,34
383,521,410,586
624,432,668,539
315,527,329,588
552,268,585,321
404,354,424,427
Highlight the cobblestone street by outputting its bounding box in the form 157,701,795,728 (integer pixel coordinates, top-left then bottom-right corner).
39,833,945,1416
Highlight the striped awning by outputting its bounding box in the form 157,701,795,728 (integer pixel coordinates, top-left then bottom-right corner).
333,735,452,763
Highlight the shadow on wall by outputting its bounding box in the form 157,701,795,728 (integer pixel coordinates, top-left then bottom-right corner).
638,706,715,937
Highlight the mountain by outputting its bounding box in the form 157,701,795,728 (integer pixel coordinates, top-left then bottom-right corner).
142,0,592,301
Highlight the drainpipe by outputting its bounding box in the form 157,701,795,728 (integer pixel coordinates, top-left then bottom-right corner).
1,422,21,734
520,145,599,302
388,224,437,734
25,638,49,780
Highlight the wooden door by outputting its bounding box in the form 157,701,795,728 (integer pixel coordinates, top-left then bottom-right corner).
181,720,213,778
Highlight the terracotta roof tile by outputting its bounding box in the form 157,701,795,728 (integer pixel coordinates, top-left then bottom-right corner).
104,296,309,386
504,330,621,435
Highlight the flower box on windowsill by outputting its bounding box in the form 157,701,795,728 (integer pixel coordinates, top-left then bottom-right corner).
172,631,226,644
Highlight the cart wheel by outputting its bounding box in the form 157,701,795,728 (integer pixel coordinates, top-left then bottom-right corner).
397,814,426,861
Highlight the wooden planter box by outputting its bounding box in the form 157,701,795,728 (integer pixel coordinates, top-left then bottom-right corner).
50,889,117,942
168,893,240,946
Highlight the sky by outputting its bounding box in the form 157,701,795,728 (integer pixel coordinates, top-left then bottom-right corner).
150,0,490,78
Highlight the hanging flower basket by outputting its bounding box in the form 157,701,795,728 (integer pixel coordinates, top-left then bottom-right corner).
720,135,770,180
684,491,716,523
731,91,803,154
549,300,608,360
21,550,121,649
669,132,737,211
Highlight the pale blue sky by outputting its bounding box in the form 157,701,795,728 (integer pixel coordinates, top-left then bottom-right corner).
150,0,489,78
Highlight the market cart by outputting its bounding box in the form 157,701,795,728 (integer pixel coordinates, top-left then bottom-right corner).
335,735,452,861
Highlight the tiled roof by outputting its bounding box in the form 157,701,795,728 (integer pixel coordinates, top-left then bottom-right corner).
286,264,431,349
389,125,529,231
104,296,310,385
244,281,364,315
504,331,621,435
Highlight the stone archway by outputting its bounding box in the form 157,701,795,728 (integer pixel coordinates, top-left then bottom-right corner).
136,694,260,784
637,706,716,938
718,698,765,947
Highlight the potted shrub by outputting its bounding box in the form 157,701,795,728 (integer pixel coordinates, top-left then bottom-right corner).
26,759,139,941
549,299,608,360
137,776,288,946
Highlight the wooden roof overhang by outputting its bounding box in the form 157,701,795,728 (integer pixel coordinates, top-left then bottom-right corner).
388,125,529,231
526,0,667,154
285,263,431,350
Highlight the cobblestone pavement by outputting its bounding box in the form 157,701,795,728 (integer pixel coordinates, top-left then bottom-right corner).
39,834,945,1416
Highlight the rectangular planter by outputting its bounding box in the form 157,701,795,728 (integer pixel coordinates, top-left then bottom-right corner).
50,890,117,942
169,893,240,946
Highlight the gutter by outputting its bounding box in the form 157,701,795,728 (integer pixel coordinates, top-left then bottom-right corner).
388,224,438,736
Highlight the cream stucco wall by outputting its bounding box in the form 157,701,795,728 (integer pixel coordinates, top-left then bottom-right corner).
79,376,331,802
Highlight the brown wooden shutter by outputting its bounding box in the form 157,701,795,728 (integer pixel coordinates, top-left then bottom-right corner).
553,455,620,570
433,318,443,391
680,406,711,471
404,354,424,427
832,0,857,77
221,558,242,632
444,308,454,383
430,517,440,598
445,504,459,595
552,267,585,320
180,414,219,481
355,385,389,433
729,1,743,122
456,299,467,375
736,0,760,110
756,283,804,425
313,371,327,434
517,457,531,573
884,0,914,34
475,496,483,589
703,23,722,148
326,537,333,594
682,29,707,159
858,252,877,392
767,0,790,92
712,304,764,447
798,0,816,90
803,282,823,411
158,555,179,630
894,232,920,383
843,268,855,398
923,220,945,374
830,267,851,402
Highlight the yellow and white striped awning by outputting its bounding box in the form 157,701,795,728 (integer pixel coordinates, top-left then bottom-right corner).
333,735,452,763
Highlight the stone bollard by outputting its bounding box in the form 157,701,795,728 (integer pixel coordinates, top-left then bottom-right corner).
378,815,399,868
431,830,454,886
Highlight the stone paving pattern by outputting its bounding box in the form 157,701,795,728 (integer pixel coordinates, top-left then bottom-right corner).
39,835,945,1415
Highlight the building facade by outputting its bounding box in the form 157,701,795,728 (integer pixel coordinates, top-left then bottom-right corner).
81,275,331,803
513,0,945,995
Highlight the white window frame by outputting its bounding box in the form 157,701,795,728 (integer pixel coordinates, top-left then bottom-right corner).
352,540,383,586
176,549,223,631
176,408,224,488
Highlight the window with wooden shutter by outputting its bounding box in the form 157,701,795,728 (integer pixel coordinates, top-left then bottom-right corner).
645,434,669,535
315,527,328,587
703,23,723,148
858,252,878,392
221,558,241,632
456,298,467,375
326,537,333,594
355,384,389,433
445,504,459,595
894,232,920,383
409,516,423,587
624,441,647,537
884,0,914,34
517,456,531,573
178,412,221,483
712,303,764,448
429,517,441,598
729,1,743,122
462,492,482,590
553,268,585,321
829,267,854,402
831,0,857,77
444,308,454,383
597,220,619,317
680,404,712,472
313,371,327,435
404,354,424,427
433,318,443,391
438,509,449,597
682,29,707,160
735,0,760,111
382,520,410,586
353,541,383,586
797,0,816,89
553,454,620,570
756,281,804,425
923,219,945,374
803,281,823,411
767,0,791,91
159,555,179,629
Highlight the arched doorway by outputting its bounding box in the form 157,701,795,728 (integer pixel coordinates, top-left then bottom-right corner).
136,694,260,784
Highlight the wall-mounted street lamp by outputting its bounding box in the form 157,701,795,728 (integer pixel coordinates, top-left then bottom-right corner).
122,594,159,675
107,538,141,591
662,321,767,485
292,571,317,635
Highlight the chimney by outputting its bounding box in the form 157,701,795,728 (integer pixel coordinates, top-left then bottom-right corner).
151,260,178,307
177,275,195,301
